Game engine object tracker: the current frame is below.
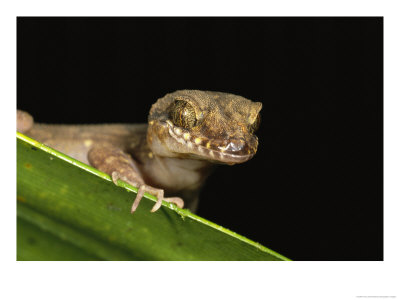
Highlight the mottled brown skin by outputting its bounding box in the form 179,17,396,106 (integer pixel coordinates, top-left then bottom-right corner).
17,90,262,213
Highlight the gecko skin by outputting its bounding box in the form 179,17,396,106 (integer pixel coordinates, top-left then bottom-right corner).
17,90,262,213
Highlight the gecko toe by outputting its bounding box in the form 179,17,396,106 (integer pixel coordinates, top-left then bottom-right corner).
150,198,163,213
111,171,120,186
131,185,146,213
163,197,184,209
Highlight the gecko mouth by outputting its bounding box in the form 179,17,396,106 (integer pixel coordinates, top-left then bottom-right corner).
164,120,258,164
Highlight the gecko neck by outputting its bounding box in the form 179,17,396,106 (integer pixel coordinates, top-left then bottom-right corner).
141,154,215,195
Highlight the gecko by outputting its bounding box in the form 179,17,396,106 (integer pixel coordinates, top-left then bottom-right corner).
17,90,262,213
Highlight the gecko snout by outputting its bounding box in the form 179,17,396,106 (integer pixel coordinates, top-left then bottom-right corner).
217,138,251,154
226,139,246,152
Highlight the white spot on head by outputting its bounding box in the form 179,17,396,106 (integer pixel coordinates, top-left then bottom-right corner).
174,128,182,135
194,138,202,145
183,132,190,140
84,139,93,147
105,157,114,164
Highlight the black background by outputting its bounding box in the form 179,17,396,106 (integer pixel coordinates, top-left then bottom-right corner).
17,17,383,261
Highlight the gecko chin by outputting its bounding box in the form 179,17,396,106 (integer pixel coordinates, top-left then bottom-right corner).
149,120,258,165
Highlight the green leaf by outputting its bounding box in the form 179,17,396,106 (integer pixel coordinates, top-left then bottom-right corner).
17,132,290,261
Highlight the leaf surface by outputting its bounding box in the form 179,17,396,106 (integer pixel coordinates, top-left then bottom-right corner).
17,132,290,261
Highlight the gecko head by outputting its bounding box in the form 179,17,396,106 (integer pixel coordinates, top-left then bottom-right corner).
147,90,262,165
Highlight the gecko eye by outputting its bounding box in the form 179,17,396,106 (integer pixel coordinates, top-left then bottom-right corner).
169,100,197,129
249,113,261,134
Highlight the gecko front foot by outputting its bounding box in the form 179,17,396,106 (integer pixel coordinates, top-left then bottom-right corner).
111,171,184,213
